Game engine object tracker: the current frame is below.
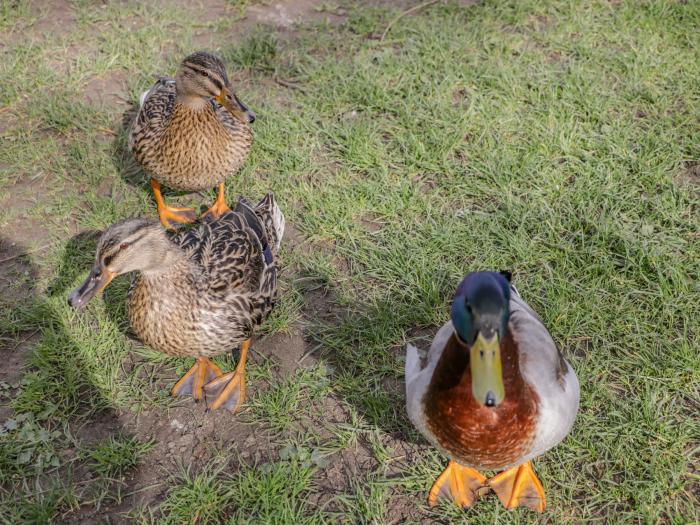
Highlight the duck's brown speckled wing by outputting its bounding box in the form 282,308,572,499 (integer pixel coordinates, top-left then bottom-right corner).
128,77,176,154
172,211,265,296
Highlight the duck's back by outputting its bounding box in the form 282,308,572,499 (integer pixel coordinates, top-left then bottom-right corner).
174,199,271,286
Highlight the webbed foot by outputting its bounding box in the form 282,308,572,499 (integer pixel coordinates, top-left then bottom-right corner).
488,461,546,512
428,460,489,508
203,338,250,412
171,357,222,402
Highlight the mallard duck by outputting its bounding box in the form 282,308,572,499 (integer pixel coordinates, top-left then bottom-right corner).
128,51,255,229
68,194,284,412
406,271,579,512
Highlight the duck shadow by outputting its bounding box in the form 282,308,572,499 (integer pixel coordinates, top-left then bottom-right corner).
293,264,450,446
48,230,134,338
110,103,146,191
1,235,141,522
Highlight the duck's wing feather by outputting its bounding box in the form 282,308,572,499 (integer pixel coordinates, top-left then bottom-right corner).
128,77,175,151
405,343,422,387
508,288,570,386
172,211,265,295
509,287,580,460
252,193,285,256
405,321,455,436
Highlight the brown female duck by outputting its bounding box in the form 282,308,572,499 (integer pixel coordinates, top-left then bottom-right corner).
129,51,255,228
68,194,284,411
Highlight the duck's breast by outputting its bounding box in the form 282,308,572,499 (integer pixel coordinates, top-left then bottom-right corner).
422,332,539,471
128,274,200,357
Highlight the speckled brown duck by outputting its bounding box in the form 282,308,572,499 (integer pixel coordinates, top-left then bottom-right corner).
68,194,284,412
406,272,579,512
128,51,255,229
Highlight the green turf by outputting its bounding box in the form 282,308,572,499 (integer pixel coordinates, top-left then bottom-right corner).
1,0,698,523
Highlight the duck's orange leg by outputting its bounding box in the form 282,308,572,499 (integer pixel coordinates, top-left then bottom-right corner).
201,182,231,220
488,461,546,512
428,460,488,508
151,179,197,229
171,357,223,402
203,338,250,412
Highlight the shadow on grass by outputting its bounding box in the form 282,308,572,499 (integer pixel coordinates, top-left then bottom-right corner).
0,236,145,523
294,260,451,443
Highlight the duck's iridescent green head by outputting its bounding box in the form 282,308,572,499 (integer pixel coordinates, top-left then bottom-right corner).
451,271,511,408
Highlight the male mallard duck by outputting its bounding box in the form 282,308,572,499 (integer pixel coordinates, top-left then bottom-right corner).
128,51,255,229
68,194,284,412
406,271,579,512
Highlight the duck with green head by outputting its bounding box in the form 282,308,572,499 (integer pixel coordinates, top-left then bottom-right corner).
406,271,579,512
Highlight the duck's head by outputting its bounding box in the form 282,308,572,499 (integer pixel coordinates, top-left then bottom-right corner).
68,219,171,308
175,51,255,124
451,271,512,408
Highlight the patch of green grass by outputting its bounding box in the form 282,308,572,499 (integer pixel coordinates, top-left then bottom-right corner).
225,451,325,524
336,474,389,525
247,364,332,433
85,435,154,478
0,480,77,525
222,28,278,72
258,280,305,335
0,0,33,32
156,466,232,525
155,454,326,525
1,0,699,522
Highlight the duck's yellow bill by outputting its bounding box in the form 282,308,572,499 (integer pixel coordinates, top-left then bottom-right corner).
470,333,505,407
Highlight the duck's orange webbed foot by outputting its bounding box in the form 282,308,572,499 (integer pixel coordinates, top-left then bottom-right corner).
488,461,546,512
204,339,250,412
201,182,231,221
151,178,197,229
171,357,223,402
428,460,489,509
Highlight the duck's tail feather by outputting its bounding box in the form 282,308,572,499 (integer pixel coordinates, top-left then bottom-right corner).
254,192,285,255
405,343,421,388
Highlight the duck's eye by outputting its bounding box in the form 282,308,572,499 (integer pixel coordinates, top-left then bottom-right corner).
201,70,208,77
119,242,129,250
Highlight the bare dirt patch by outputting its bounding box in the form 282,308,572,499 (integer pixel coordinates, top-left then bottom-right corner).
0,237,39,423
83,71,130,110
29,0,76,35
246,0,341,29
676,162,700,189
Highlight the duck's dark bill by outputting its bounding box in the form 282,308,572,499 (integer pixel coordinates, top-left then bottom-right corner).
233,93,255,123
216,88,255,123
68,266,114,308
470,333,505,407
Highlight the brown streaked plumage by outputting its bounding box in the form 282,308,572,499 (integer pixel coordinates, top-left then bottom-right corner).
69,193,284,412
128,51,255,228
